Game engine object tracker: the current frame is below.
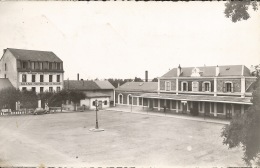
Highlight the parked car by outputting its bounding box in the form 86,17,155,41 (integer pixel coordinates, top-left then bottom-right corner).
33,108,46,115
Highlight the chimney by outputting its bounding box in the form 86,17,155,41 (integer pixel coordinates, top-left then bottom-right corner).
177,64,182,77
77,73,79,81
215,65,219,76
145,71,148,82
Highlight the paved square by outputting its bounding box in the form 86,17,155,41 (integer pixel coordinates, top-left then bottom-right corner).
0,110,244,167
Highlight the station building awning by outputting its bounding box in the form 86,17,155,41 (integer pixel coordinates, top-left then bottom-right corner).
140,93,252,105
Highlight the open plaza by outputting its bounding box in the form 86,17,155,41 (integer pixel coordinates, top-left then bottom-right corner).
0,109,245,167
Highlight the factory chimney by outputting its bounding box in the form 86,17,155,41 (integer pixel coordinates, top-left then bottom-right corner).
145,71,148,82
77,73,79,81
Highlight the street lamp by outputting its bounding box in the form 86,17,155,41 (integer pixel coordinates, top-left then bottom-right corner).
89,99,104,132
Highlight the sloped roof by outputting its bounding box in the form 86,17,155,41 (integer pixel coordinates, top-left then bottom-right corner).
63,80,114,91
162,65,251,78
141,93,252,104
116,82,157,92
0,78,14,90
6,48,62,62
85,92,111,98
95,80,115,89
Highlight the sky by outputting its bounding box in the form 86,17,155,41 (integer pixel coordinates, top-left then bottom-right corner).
0,1,259,80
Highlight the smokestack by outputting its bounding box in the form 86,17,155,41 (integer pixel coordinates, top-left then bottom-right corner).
145,71,148,82
77,73,79,81
215,65,219,76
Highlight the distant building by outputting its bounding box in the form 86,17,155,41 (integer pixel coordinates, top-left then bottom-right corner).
63,80,115,110
115,82,157,106
116,65,257,119
0,48,64,93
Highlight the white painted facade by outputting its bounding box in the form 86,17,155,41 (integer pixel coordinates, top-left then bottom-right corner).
80,97,110,110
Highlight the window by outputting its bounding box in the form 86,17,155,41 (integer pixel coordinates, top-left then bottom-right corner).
32,75,35,82
104,101,107,105
93,101,96,106
40,87,44,93
4,74,6,78
57,75,60,82
40,75,44,82
49,75,53,82
223,82,233,92
39,62,43,70
5,63,7,71
202,81,211,92
199,102,203,111
57,87,60,92
32,87,36,92
119,94,123,104
22,74,27,82
211,102,214,113
182,82,188,91
31,62,35,70
192,81,199,92
226,83,232,92
49,63,52,70
22,62,27,69
22,87,27,91
205,83,210,91
57,63,61,70
166,81,171,91
49,87,53,92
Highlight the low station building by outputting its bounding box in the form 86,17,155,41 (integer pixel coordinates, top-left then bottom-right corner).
116,65,257,119
63,79,115,110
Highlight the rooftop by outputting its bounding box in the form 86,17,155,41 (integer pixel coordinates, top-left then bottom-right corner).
5,48,62,62
162,65,251,78
63,80,114,91
116,82,157,92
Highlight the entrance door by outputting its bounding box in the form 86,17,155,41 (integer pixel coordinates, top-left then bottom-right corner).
98,101,103,109
182,103,187,113
205,102,210,116
149,99,153,109
226,104,232,119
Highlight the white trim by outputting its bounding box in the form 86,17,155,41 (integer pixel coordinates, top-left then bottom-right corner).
127,94,132,105
224,81,233,93
118,93,123,104
202,81,211,92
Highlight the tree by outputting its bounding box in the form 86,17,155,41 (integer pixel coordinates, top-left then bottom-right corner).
152,78,158,82
221,77,260,166
0,88,20,111
134,77,143,82
20,90,38,109
224,0,259,22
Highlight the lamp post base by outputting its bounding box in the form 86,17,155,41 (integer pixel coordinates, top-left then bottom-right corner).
89,128,105,132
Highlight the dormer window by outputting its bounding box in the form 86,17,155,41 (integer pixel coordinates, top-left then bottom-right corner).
181,81,188,91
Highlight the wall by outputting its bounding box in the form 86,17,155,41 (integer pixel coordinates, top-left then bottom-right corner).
88,97,110,110
245,78,256,92
18,72,63,92
0,50,18,88
178,79,214,92
217,78,241,92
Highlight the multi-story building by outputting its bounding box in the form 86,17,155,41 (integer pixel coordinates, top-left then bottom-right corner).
116,65,257,119
0,48,64,93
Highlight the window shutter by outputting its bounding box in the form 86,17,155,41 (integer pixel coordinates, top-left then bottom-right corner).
209,83,211,92
202,83,205,91
231,83,234,92
223,82,226,92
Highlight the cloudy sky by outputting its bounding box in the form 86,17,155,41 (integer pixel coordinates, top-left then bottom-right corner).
0,2,259,80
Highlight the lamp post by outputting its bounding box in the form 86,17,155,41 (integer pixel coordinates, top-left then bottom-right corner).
89,99,104,132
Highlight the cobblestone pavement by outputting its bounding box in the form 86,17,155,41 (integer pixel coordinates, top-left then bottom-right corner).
0,110,243,167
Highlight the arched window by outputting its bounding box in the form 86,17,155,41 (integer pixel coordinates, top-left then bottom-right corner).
202,81,211,92
118,94,123,104
223,82,233,92
127,94,132,105
181,81,188,91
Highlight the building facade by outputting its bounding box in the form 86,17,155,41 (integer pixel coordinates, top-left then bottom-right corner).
63,80,115,110
116,65,257,119
0,48,64,93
